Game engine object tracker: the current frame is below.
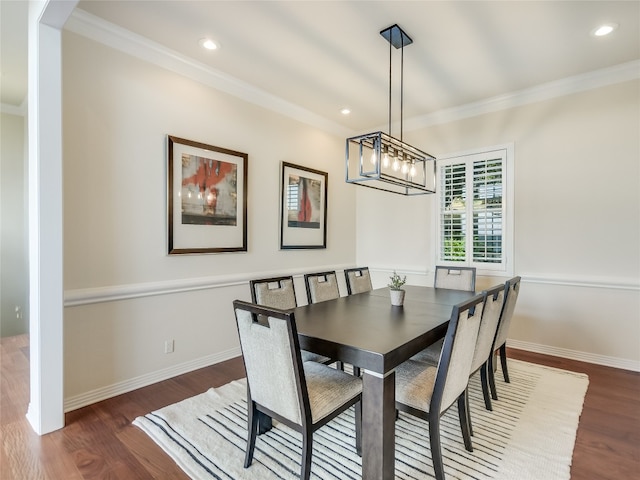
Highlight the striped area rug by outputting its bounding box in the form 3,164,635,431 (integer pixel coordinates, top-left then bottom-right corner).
133,359,588,479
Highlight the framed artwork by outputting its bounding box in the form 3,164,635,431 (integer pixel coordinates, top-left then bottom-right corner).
167,135,247,254
280,162,328,249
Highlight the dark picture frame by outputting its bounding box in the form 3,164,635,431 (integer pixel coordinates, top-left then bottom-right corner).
280,162,327,249
167,135,248,254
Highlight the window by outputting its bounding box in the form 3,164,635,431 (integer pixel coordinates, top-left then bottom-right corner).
435,145,513,274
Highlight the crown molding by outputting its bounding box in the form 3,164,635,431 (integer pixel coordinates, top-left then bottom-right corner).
404,60,640,130
64,9,354,138
65,9,638,137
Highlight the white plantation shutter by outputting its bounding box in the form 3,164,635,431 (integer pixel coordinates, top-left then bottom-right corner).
437,146,512,273
440,163,467,261
472,157,503,263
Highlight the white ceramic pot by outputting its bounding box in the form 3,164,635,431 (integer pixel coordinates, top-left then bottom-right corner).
390,289,405,306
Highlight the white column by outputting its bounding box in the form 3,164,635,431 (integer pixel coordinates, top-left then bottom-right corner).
26,0,77,435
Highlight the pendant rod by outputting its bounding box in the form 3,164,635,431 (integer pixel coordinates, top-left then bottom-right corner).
400,41,404,142
388,34,392,137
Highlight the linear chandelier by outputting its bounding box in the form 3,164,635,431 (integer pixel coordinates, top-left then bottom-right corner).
346,24,436,196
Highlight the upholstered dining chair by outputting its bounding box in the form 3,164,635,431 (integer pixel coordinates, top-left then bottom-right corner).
411,283,506,410
303,271,346,371
250,276,332,365
344,267,372,295
232,300,362,480
304,271,340,304
409,265,478,367
395,292,486,480
488,276,522,400
434,265,476,292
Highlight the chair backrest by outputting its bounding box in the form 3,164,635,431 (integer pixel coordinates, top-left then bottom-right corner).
493,276,521,347
434,266,476,292
233,300,308,425
344,267,372,295
250,276,297,309
304,271,340,304
432,292,486,415
470,283,506,373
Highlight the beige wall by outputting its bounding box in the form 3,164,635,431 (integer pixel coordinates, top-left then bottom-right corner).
358,80,640,368
61,28,639,407
62,32,356,405
0,112,28,336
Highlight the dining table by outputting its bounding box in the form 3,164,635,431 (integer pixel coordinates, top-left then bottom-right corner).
292,284,476,480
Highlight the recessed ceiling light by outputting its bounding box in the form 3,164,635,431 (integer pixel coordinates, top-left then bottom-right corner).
340,108,351,115
199,38,219,50
592,23,618,37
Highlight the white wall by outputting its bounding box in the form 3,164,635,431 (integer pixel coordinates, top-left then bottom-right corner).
0,112,28,336
357,80,640,369
62,32,356,408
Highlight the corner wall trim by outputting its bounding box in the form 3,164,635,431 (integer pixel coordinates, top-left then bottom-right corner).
508,339,640,372
63,347,242,412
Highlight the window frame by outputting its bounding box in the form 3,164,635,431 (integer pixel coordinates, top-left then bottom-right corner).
433,143,514,276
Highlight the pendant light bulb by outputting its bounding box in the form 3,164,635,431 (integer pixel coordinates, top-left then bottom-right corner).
382,147,390,168
392,157,400,171
409,163,416,177
401,162,409,174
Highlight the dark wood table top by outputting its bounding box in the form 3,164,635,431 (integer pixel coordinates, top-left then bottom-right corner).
294,286,475,374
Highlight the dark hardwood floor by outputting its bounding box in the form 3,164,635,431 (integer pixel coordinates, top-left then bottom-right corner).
1,334,639,479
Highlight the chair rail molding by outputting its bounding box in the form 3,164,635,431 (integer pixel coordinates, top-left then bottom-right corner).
64,263,356,307
368,266,639,291
519,273,639,291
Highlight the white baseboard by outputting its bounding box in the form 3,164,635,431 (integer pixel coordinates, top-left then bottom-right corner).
63,346,242,412
64,338,638,412
508,339,640,372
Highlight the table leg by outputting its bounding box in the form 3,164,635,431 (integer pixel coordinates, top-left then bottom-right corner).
362,370,396,480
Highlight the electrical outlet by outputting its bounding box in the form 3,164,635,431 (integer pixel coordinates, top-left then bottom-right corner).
164,339,174,354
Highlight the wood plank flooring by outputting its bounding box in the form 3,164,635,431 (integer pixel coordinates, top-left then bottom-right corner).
1,334,638,479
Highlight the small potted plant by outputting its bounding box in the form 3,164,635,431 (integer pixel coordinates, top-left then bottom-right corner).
388,270,407,306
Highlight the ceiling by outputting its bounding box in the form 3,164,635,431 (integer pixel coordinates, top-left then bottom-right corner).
2,1,639,132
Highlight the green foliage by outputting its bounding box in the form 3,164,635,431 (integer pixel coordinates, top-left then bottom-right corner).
388,271,407,290
444,239,465,259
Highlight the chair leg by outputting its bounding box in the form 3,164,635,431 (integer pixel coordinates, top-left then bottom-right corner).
300,430,313,480
244,402,259,468
465,387,473,437
480,363,493,411
499,344,510,383
353,366,361,377
457,392,473,452
488,351,499,400
355,401,362,456
429,413,446,480
337,361,344,371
